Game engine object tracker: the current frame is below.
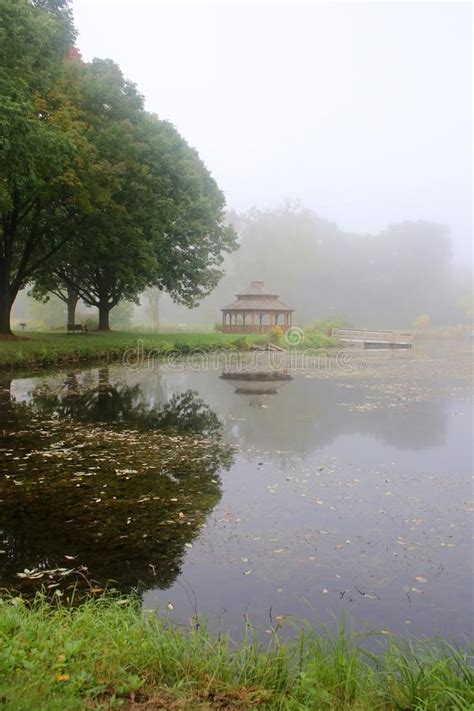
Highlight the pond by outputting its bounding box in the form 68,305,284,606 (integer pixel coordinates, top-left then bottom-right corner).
0,340,472,642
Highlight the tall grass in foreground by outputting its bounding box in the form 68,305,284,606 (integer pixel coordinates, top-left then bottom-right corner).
0,595,472,710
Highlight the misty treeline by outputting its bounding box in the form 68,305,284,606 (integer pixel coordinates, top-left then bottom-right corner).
154,204,471,330
0,0,235,335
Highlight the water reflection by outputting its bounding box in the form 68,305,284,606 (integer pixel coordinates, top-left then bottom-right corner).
0,380,233,594
28,368,223,436
221,369,292,407
1,351,471,641
219,375,447,455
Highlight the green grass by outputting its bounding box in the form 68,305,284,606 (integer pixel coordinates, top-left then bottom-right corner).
0,329,339,369
0,331,268,369
0,595,472,710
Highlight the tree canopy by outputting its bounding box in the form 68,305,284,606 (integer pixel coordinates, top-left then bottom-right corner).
0,0,236,334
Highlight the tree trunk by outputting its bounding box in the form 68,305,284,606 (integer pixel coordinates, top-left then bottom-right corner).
145,287,162,331
152,304,160,331
0,283,13,336
67,287,79,327
98,301,111,331
0,378,13,425
151,291,161,331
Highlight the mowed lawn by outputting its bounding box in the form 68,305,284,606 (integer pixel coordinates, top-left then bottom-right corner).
0,331,266,369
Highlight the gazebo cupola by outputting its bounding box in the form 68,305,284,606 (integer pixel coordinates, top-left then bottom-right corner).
221,281,294,333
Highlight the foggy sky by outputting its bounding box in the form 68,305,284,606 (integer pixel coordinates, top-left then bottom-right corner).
72,1,472,266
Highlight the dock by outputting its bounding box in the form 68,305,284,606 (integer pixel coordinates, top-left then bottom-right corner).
332,328,413,349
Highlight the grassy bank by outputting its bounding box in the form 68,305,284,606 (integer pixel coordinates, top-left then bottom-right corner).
0,331,266,369
0,329,337,370
0,596,471,710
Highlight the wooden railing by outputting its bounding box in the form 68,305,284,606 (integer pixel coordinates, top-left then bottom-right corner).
332,328,413,346
223,325,290,334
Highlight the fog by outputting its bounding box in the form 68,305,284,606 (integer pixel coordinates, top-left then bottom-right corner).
13,0,472,330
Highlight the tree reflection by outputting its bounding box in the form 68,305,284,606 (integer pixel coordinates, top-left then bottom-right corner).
29,368,223,437
0,381,232,595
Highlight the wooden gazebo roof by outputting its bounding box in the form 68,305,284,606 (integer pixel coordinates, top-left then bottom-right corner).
222,281,294,313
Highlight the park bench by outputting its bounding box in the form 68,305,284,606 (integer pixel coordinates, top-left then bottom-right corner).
67,324,88,334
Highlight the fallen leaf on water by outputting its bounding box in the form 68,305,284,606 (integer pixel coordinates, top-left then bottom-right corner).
167,602,174,610
243,569,253,575
414,576,427,583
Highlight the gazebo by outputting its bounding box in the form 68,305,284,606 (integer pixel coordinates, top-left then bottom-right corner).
221,281,294,333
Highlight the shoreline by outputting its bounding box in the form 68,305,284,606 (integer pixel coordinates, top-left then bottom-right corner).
0,330,337,371
1,594,472,710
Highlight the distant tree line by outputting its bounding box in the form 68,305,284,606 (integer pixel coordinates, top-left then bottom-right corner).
157,203,471,330
0,0,236,335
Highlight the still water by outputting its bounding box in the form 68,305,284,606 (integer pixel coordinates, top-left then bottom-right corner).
0,341,472,641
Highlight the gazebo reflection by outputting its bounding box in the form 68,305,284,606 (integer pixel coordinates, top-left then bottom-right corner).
220,370,292,407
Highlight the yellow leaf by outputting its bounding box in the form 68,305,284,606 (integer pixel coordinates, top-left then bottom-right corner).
56,674,70,682
56,654,66,663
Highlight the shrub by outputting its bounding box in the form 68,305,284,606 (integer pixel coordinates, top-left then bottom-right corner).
233,336,252,350
268,325,284,345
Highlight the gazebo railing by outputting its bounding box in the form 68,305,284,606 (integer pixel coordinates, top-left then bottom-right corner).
223,324,289,334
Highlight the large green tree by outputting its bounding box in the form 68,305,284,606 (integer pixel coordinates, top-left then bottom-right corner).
34,63,237,330
0,0,93,335
3,1,236,334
